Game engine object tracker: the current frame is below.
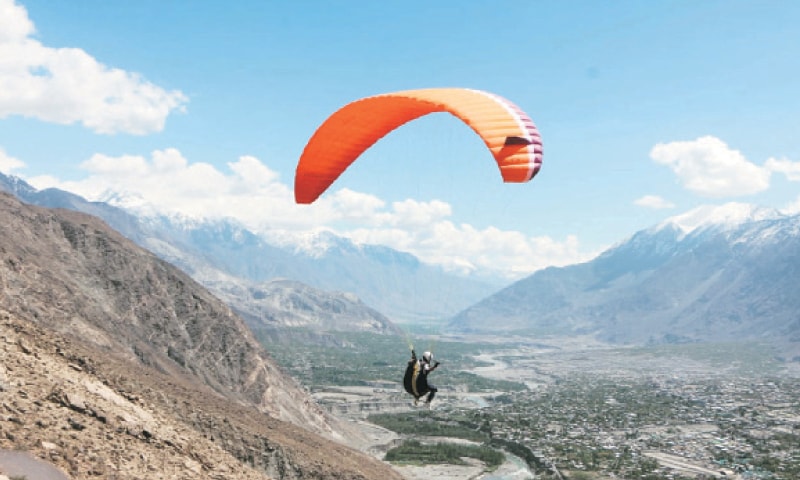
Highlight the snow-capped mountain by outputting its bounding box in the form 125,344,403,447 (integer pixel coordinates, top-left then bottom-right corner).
0,172,496,324
10,170,795,345
655,202,783,237
449,204,800,344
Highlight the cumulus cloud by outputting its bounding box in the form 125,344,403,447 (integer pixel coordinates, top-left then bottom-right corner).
650,136,770,197
30,149,593,279
30,149,300,226
765,157,800,182
0,0,33,42
0,0,186,134
0,147,25,173
346,221,590,278
634,195,675,209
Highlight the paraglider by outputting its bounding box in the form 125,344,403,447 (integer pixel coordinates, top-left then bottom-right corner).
293,87,543,406
294,87,543,204
404,349,439,406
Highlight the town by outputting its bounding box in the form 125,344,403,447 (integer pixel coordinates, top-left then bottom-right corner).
265,332,800,479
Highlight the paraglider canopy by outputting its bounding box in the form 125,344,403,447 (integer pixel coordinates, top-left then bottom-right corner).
294,88,543,204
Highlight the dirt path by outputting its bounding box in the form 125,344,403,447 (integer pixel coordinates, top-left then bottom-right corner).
643,451,731,478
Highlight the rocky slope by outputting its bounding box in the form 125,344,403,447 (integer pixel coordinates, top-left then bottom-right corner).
0,311,401,479
0,174,409,336
0,192,402,479
0,192,322,429
212,278,402,335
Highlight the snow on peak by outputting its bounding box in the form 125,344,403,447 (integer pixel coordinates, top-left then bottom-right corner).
96,189,161,216
96,189,209,228
262,229,352,257
659,202,782,235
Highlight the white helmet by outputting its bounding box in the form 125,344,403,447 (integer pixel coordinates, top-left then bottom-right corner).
423,351,432,362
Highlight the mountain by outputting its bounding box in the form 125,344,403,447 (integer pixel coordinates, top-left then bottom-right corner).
0,172,497,324
209,278,402,336
0,192,402,479
449,203,800,344
140,219,497,323
0,174,406,333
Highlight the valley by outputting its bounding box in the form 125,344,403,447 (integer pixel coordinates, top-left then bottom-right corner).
2,3,800,480
264,331,800,479
2,177,800,479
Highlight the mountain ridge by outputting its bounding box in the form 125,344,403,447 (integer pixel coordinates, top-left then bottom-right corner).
449,207,800,345
0,172,497,324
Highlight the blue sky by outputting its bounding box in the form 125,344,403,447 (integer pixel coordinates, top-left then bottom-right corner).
1,0,799,281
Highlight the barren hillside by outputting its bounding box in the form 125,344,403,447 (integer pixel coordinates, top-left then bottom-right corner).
0,192,402,479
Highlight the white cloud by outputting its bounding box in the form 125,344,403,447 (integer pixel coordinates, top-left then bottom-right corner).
0,0,33,42
634,195,675,209
0,0,186,134
30,149,297,226
288,192,595,279
765,157,800,181
345,219,592,279
30,149,594,279
387,199,452,228
0,147,25,173
322,188,389,225
650,136,770,197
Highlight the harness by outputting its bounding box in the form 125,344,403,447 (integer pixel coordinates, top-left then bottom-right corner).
404,360,428,398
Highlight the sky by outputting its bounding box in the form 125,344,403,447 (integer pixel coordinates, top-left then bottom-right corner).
1,0,799,282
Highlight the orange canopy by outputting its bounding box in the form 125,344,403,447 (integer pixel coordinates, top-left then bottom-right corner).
294,88,543,204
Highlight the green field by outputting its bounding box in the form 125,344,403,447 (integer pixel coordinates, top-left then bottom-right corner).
257,328,527,393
